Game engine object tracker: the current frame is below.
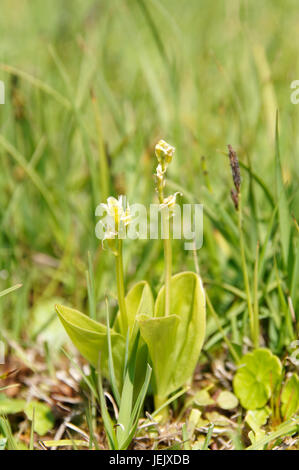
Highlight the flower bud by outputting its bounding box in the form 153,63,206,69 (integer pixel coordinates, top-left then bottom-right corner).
155,140,175,170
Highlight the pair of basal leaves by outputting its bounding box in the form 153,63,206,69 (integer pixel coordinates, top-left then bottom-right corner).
56,272,206,403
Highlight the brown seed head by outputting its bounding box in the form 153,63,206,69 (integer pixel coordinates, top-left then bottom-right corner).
228,144,241,193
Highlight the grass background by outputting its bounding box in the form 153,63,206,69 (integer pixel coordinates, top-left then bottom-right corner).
0,0,298,356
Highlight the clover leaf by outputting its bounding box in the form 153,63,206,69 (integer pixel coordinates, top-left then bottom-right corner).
233,348,282,410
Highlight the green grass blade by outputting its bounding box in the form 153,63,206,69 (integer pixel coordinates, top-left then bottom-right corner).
0,284,22,298
290,238,299,308
182,423,190,450
97,365,117,450
275,112,291,267
116,333,140,447
0,63,71,109
121,363,152,450
106,299,121,407
0,416,18,450
201,423,214,450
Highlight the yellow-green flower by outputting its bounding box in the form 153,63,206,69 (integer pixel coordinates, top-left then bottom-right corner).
100,195,131,238
160,192,182,213
155,140,175,169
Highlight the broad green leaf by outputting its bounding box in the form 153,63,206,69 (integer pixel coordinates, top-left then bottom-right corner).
138,272,206,400
281,373,299,420
114,281,154,335
24,402,55,436
137,313,179,399
233,348,282,409
56,304,125,386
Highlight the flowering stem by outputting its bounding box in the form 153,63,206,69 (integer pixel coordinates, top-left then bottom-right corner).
115,238,128,333
158,191,172,317
154,141,176,318
163,217,172,317
237,194,257,347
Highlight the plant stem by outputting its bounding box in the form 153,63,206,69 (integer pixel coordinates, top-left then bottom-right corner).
237,193,257,348
253,241,260,348
115,239,128,333
158,190,172,317
162,214,172,317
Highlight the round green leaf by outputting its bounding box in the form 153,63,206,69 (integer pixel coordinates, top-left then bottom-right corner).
233,348,282,410
25,402,54,436
217,391,239,410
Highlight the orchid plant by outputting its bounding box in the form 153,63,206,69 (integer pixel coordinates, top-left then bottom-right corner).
56,140,206,424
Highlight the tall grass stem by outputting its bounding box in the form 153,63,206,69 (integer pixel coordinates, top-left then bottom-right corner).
237,194,257,347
